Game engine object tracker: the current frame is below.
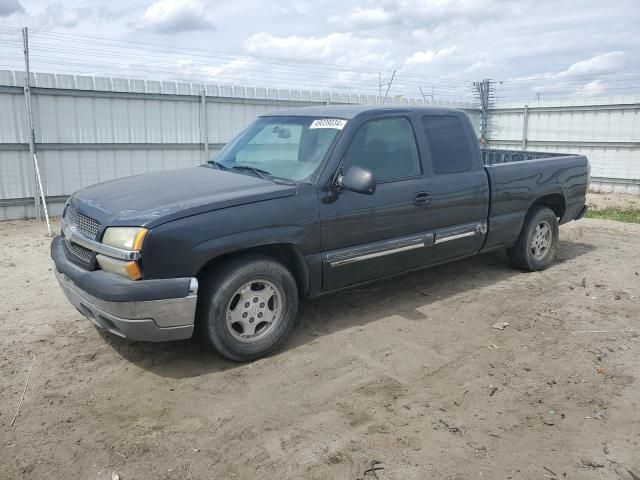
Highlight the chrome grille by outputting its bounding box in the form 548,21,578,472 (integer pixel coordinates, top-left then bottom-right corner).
65,206,100,240
66,241,94,264
63,205,100,267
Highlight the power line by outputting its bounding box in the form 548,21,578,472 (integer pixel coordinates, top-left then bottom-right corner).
1,23,638,101
28,29,472,87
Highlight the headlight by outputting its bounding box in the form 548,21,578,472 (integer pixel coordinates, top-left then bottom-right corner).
102,227,148,251
99,227,147,280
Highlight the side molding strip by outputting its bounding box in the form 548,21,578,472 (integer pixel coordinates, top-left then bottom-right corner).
327,233,433,268
434,221,487,245
434,231,477,244
329,243,424,267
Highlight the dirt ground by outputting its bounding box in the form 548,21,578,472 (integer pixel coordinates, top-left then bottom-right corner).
1,193,639,480
587,191,640,211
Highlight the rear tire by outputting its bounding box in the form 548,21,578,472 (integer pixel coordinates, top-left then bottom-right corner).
507,206,559,271
197,255,299,362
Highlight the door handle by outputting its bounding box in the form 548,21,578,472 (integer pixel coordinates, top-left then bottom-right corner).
414,192,432,206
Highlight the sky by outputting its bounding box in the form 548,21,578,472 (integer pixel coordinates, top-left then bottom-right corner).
0,0,639,102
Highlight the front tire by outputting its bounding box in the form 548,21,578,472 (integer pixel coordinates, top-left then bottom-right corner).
507,206,559,271
198,255,299,361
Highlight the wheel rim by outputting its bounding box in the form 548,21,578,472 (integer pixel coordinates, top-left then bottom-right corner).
530,220,552,260
225,279,282,343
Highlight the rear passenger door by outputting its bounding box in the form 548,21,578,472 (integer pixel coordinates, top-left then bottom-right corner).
417,114,489,263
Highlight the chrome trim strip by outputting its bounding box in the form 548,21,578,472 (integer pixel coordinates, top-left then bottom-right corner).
330,242,425,267
62,223,141,261
434,230,477,244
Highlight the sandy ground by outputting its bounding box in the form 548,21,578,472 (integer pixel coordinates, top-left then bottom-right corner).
1,199,639,479
587,191,640,211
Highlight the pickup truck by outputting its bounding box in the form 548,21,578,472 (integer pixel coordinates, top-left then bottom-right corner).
51,105,589,361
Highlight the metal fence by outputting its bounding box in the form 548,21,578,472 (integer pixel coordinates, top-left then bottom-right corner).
2,69,640,221
486,97,640,194
0,70,479,220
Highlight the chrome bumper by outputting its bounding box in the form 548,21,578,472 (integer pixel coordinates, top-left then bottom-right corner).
55,269,198,342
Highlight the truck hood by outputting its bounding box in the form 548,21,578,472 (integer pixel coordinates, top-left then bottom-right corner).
69,166,297,229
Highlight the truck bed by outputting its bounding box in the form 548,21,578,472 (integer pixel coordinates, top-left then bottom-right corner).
480,148,590,252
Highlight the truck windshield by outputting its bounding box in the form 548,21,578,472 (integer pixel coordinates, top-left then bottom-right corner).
213,116,346,183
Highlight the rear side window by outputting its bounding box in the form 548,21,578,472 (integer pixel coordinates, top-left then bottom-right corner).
421,116,473,174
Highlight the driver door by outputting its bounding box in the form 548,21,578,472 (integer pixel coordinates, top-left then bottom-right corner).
319,116,434,290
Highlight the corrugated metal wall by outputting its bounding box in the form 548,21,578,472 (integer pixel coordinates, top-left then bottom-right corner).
4,69,639,221
487,97,640,194
0,70,480,220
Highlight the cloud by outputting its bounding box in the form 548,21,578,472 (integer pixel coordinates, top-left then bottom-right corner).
245,32,348,60
271,1,316,15
43,3,91,28
0,0,23,17
411,26,449,43
25,2,128,28
405,46,456,65
464,59,495,73
330,6,395,30
136,0,215,34
517,52,627,99
511,51,628,83
244,32,390,68
330,0,511,33
573,79,606,96
565,51,626,75
0,0,637,101
176,58,254,81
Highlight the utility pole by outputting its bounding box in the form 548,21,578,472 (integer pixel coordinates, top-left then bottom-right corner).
22,27,51,234
473,78,495,147
22,27,40,221
381,70,396,105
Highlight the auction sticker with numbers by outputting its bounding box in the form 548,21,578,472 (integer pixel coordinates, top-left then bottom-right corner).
309,119,348,129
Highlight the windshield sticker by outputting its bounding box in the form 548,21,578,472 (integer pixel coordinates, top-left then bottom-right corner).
309,119,347,130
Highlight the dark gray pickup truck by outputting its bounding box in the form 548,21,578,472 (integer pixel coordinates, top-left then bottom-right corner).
52,105,589,361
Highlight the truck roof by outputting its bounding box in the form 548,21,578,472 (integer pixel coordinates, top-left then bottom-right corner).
264,104,462,119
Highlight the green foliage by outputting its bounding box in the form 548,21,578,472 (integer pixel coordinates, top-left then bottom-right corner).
586,207,640,223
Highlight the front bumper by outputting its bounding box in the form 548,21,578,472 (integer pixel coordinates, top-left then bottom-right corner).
52,235,198,342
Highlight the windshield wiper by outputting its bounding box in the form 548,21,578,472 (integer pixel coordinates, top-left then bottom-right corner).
206,160,228,170
230,165,273,180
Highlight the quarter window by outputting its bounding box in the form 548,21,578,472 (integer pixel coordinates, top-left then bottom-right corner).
343,117,420,181
421,116,473,174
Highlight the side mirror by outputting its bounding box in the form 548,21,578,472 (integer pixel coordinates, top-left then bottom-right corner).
337,165,377,195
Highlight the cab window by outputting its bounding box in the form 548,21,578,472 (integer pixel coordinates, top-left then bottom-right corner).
421,115,473,174
343,117,420,181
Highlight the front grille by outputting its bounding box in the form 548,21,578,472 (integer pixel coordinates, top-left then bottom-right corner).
65,206,100,240
63,206,101,267
66,241,94,264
